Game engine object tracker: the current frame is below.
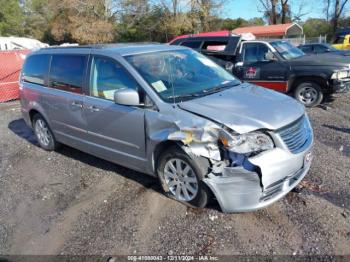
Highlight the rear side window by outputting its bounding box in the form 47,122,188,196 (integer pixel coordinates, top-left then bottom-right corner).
49,55,87,94
202,41,228,51
314,45,327,53
181,41,202,49
22,54,50,86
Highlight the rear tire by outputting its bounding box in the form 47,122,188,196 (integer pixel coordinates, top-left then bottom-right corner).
294,81,323,107
157,146,211,208
32,114,59,151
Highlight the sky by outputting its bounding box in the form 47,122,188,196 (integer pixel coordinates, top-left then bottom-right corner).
220,0,326,21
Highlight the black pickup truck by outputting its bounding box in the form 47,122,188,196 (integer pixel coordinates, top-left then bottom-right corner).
170,35,350,107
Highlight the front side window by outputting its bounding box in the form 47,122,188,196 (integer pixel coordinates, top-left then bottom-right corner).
90,56,140,100
334,36,344,44
242,43,269,63
270,41,305,60
125,49,239,103
22,54,50,86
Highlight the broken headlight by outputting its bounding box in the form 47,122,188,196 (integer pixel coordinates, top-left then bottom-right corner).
331,70,350,79
221,132,274,154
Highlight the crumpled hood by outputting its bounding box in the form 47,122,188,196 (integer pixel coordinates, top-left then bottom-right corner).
178,83,305,134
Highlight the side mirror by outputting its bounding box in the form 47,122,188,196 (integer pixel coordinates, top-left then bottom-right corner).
114,88,140,106
265,51,276,61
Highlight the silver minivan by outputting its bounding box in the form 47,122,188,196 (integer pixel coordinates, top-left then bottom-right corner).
20,44,313,212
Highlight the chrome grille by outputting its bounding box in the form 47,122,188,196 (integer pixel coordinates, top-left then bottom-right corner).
277,116,312,154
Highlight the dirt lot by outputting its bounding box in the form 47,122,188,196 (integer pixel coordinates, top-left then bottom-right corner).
0,95,349,257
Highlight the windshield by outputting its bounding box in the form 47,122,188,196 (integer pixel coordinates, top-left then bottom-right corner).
271,41,305,60
125,49,240,103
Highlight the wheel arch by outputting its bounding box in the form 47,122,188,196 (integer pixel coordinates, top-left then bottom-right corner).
288,76,329,93
29,109,41,124
152,140,182,173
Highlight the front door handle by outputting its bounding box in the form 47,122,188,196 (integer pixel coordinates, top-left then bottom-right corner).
71,101,83,108
87,106,100,112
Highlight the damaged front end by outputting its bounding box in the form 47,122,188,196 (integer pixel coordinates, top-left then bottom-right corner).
166,115,313,213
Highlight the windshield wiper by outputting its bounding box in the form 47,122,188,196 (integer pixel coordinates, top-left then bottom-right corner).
167,93,203,100
168,81,240,101
202,81,240,95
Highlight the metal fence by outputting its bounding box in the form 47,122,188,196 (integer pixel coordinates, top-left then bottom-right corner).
0,50,30,103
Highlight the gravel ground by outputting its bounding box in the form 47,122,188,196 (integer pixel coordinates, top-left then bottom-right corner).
0,95,349,256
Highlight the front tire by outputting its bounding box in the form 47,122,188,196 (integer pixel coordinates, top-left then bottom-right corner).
294,81,324,107
157,146,211,208
33,114,59,151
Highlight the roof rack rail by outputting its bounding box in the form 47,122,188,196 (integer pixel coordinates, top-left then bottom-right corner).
43,42,162,50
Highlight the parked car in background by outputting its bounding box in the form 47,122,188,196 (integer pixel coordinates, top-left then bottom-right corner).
332,34,350,50
20,44,313,212
170,34,350,107
298,43,350,56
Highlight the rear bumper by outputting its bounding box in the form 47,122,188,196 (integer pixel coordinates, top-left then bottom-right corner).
204,146,313,213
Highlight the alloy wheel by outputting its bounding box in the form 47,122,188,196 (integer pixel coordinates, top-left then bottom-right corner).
297,86,318,106
35,119,52,147
163,158,198,201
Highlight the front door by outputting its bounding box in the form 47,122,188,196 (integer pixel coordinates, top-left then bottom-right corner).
234,42,289,93
83,55,147,171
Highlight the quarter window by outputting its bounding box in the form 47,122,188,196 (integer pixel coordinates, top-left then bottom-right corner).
49,55,87,94
90,56,140,101
22,54,50,86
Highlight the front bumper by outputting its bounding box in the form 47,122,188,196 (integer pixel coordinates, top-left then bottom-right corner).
204,147,312,213
331,79,350,93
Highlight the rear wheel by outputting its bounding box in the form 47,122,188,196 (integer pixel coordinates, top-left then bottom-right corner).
157,146,211,208
33,114,59,151
294,82,323,107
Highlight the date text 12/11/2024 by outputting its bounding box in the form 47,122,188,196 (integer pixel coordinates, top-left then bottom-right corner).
126,255,219,261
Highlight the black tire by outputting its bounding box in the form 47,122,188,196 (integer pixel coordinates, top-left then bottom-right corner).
157,145,211,208
32,114,59,151
293,81,324,107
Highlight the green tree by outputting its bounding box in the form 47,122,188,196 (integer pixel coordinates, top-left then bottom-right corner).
302,18,332,37
0,0,24,36
247,17,265,26
23,0,52,41
49,0,115,44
